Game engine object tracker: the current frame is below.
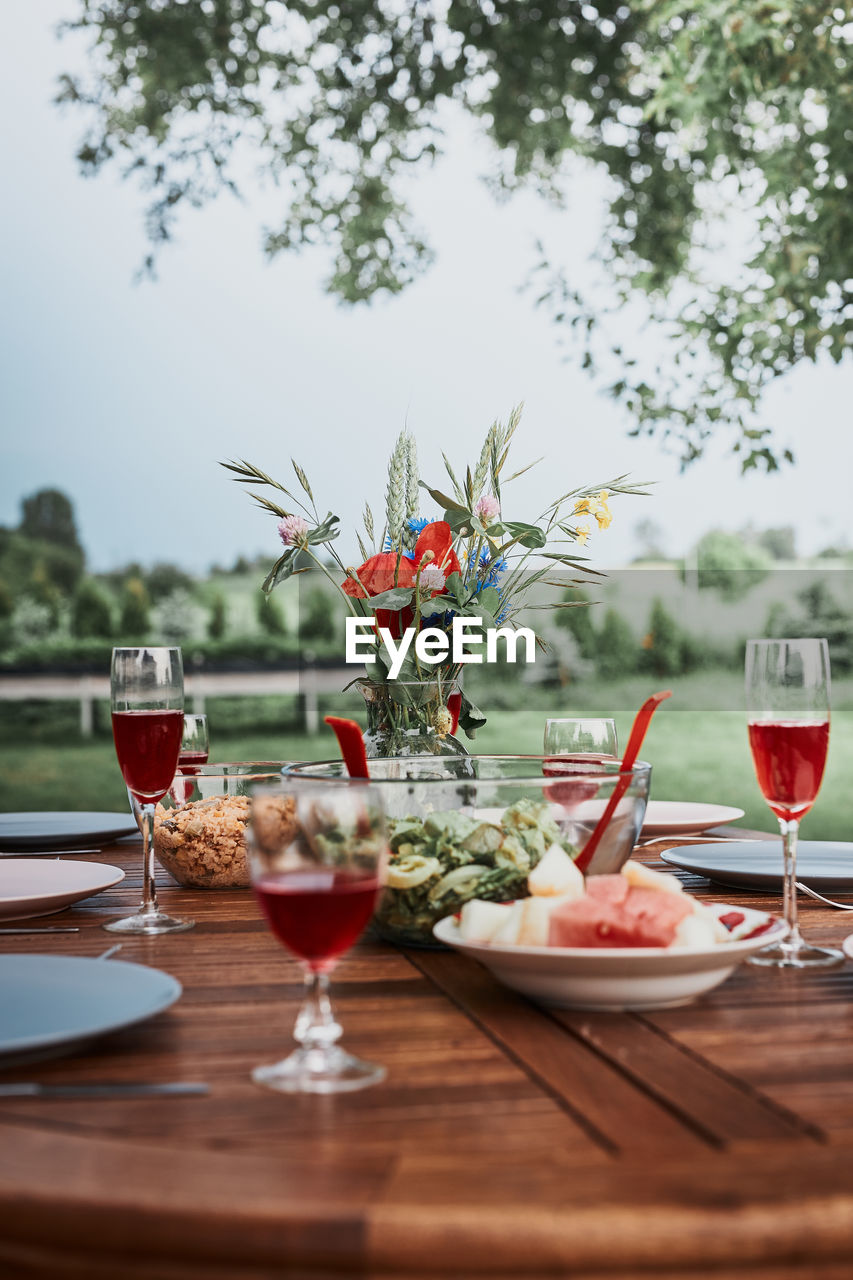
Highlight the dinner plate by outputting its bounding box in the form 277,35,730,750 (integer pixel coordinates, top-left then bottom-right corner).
433,905,785,1011
0,859,125,921
0,812,139,853
640,801,745,838
661,841,853,892
0,955,181,1059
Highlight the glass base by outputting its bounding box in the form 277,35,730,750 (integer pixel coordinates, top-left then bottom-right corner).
749,941,844,969
252,1045,386,1094
103,910,195,936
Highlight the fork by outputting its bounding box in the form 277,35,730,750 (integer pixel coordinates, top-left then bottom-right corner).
796,882,853,911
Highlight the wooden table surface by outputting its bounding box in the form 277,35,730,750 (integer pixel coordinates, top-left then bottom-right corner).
2,829,853,1279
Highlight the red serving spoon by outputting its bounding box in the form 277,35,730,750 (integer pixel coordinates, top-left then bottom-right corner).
573,690,672,875
324,716,370,779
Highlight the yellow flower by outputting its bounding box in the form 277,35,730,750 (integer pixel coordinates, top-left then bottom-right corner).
573,497,594,516
575,520,591,546
594,499,612,530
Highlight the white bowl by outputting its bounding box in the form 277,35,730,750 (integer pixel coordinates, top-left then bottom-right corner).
432,904,786,1011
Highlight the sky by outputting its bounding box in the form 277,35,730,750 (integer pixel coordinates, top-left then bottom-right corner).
2,3,852,577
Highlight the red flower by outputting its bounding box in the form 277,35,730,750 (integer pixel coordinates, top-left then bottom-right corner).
343,521,460,638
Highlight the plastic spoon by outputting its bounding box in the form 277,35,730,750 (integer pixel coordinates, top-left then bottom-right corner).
574,690,672,875
324,716,370,779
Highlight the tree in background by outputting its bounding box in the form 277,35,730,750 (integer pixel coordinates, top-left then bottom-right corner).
594,608,637,680
298,586,337,645
58,2,851,469
19,489,82,551
207,591,228,641
641,598,685,677
554,587,597,661
118,576,151,636
256,590,286,637
71,577,114,639
144,562,196,601
694,529,771,600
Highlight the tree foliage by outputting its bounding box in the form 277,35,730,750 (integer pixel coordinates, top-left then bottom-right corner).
58,2,851,467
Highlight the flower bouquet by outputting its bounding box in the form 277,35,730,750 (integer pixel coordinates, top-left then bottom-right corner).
224,406,643,756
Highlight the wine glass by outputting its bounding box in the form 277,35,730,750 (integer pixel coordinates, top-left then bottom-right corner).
108,647,194,936
544,718,618,762
745,638,841,968
249,780,388,1093
179,714,209,770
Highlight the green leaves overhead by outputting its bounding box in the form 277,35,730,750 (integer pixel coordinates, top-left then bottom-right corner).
60,2,852,469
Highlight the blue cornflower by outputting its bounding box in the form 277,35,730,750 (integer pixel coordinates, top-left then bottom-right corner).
407,516,430,536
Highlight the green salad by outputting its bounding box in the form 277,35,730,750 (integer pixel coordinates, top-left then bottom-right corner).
376,799,576,945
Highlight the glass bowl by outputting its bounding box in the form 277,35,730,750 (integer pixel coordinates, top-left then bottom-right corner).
285,756,651,945
153,763,293,889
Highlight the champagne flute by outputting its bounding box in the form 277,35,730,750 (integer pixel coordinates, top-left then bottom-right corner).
109,647,194,936
544,718,618,761
179,714,210,770
249,781,387,1093
745,638,841,968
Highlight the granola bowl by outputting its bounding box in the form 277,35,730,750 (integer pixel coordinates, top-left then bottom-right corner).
153,763,293,889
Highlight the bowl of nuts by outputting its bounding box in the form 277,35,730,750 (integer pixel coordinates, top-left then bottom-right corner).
153,763,295,889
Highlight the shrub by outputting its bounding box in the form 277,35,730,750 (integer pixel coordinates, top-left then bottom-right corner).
594,609,638,679
71,579,114,639
207,592,228,640
641,599,685,676
256,590,286,636
554,587,597,659
118,576,151,636
299,587,337,644
694,530,771,600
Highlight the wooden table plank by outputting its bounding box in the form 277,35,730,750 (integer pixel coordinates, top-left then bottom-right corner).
2,828,853,1277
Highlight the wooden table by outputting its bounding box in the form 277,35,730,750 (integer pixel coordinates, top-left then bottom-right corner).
2,830,853,1278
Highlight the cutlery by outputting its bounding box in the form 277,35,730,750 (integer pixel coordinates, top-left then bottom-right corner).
0,1082,209,1099
0,849,101,857
795,882,853,911
97,944,123,961
0,927,81,935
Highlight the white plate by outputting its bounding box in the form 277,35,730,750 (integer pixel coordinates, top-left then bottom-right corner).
0,811,139,852
640,801,745,838
0,860,125,921
0,955,181,1059
433,905,785,1011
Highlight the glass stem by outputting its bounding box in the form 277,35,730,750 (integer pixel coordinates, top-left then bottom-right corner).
780,817,803,953
294,970,342,1053
139,803,160,918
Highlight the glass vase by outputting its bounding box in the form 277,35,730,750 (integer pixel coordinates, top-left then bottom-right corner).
357,679,469,759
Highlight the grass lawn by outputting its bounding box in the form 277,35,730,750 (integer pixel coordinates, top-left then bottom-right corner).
2,697,852,842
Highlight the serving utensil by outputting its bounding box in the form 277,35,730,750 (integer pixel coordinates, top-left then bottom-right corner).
0,1082,209,1099
324,715,370,779
575,690,672,874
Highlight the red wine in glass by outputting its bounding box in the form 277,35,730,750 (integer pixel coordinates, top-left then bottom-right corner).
745,638,841,969
747,720,829,822
249,781,388,1094
178,749,210,770
255,869,381,971
112,709,185,801
107,647,193,937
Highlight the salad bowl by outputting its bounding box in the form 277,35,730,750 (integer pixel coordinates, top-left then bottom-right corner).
285,756,651,945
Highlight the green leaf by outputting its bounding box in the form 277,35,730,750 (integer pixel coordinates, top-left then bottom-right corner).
418,483,469,514
458,693,487,738
502,521,546,549
307,513,341,545
368,587,415,610
262,552,297,593
475,586,501,615
445,508,475,537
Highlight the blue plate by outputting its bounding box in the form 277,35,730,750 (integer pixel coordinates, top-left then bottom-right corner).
0,812,139,852
661,841,853,892
0,955,181,1061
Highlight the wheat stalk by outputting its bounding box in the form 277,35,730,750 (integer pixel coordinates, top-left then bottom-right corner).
385,432,407,546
